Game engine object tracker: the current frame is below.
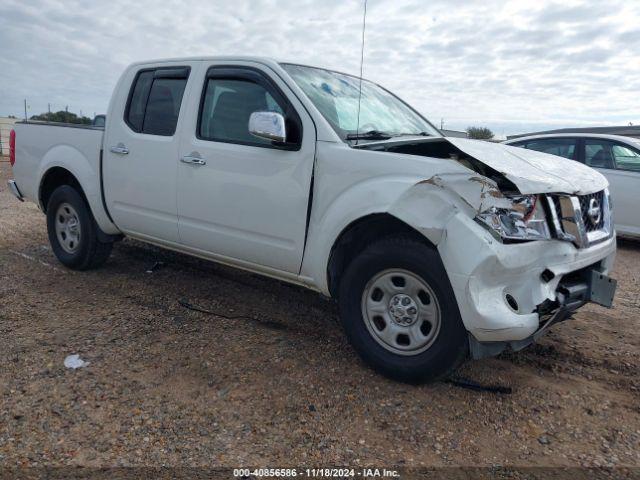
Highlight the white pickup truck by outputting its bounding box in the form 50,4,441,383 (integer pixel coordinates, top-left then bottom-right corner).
8,56,617,382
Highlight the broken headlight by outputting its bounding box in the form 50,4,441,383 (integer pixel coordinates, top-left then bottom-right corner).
476,195,551,241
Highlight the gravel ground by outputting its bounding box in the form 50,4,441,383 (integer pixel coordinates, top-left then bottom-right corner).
0,158,639,470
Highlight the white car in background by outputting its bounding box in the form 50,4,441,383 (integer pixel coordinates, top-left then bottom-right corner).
504,133,640,238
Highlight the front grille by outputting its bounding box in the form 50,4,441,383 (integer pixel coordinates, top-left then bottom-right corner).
546,190,611,248
578,191,605,232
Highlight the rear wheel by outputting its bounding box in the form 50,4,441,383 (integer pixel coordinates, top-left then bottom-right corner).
338,235,468,383
46,185,113,270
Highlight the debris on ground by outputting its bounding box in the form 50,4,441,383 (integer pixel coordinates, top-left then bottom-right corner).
63,354,89,369
178,298,288,330
445,376,512,394
145,260,165,273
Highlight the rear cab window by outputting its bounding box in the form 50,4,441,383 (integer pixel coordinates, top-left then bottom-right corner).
125,67,190,136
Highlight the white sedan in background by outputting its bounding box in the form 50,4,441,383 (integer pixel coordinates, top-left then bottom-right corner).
504,133,640,238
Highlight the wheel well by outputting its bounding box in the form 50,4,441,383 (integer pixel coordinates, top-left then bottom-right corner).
40,167,84,212
327,213,434,298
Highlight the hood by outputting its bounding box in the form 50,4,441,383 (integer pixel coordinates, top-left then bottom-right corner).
446,138,608,195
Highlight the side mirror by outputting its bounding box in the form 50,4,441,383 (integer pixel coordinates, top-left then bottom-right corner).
249,111,287,143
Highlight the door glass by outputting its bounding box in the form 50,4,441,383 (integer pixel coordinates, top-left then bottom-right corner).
142,78,188,136
612,144,640,172
126,71,154,132
199,79,284,145
125,69,189,136
585,140,615,169
524,138,576,159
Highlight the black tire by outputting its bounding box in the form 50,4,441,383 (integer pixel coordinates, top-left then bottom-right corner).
338,235,468,383
46,185,113,270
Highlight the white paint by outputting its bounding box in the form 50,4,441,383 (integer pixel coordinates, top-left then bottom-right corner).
102,59,201,244
11,122,119,234
174,60,317,273
9,56,617,345
448,137,608,195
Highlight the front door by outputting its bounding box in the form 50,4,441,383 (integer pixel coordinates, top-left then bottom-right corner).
103,64,193,243
176,63,316,273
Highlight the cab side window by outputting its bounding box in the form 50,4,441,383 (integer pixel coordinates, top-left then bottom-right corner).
125,67,190,136
199,79,283,145
523,138,577,160
197,68,302,149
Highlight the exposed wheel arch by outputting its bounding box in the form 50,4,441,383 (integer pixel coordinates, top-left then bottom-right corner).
327,213,435,298
39,167,85,213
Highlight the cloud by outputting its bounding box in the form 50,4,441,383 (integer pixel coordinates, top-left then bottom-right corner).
1,0,638,136
535,3,612,24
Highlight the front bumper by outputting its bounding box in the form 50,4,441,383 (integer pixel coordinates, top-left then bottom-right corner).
468,269,616,358
438,212,617,345
7,180,24,201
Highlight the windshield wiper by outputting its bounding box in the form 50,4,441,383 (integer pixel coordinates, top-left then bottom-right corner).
393,132,431,137
346,130,393,140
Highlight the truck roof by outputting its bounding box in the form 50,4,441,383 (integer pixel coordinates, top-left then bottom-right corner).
126,56,358,78
129,55,290,68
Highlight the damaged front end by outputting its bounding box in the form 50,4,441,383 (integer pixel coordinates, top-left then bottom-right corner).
474,188,614,249
359,136,617,357
475,194,551,242
469,261,617,359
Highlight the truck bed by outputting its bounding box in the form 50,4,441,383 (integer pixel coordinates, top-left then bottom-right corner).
10,120,119,236
12,121,104,208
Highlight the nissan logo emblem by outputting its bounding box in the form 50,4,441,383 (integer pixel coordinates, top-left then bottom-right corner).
587,198,602,226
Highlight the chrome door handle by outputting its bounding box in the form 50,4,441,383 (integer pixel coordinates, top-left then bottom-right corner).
181,155,206,166
110,144,129,155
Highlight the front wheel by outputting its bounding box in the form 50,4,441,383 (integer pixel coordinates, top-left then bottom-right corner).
46,185,113,270
338,235,468,383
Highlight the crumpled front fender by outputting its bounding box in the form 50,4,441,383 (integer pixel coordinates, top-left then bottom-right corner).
388,172,511,245
302,168,502,295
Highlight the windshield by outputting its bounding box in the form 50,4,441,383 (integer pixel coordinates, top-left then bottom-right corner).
281,63,440,141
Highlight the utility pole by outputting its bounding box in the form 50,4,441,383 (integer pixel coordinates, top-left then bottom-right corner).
24,99,27,121
48,103,51,122
440,118,444,130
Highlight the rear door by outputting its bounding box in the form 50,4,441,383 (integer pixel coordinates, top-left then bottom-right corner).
103,63,195,243
582,138,640,236
176,62,316,273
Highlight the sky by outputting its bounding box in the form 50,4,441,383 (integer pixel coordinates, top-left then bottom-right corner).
1,0,639,138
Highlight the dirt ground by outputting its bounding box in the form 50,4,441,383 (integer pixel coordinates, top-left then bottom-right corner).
0,158,639,472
